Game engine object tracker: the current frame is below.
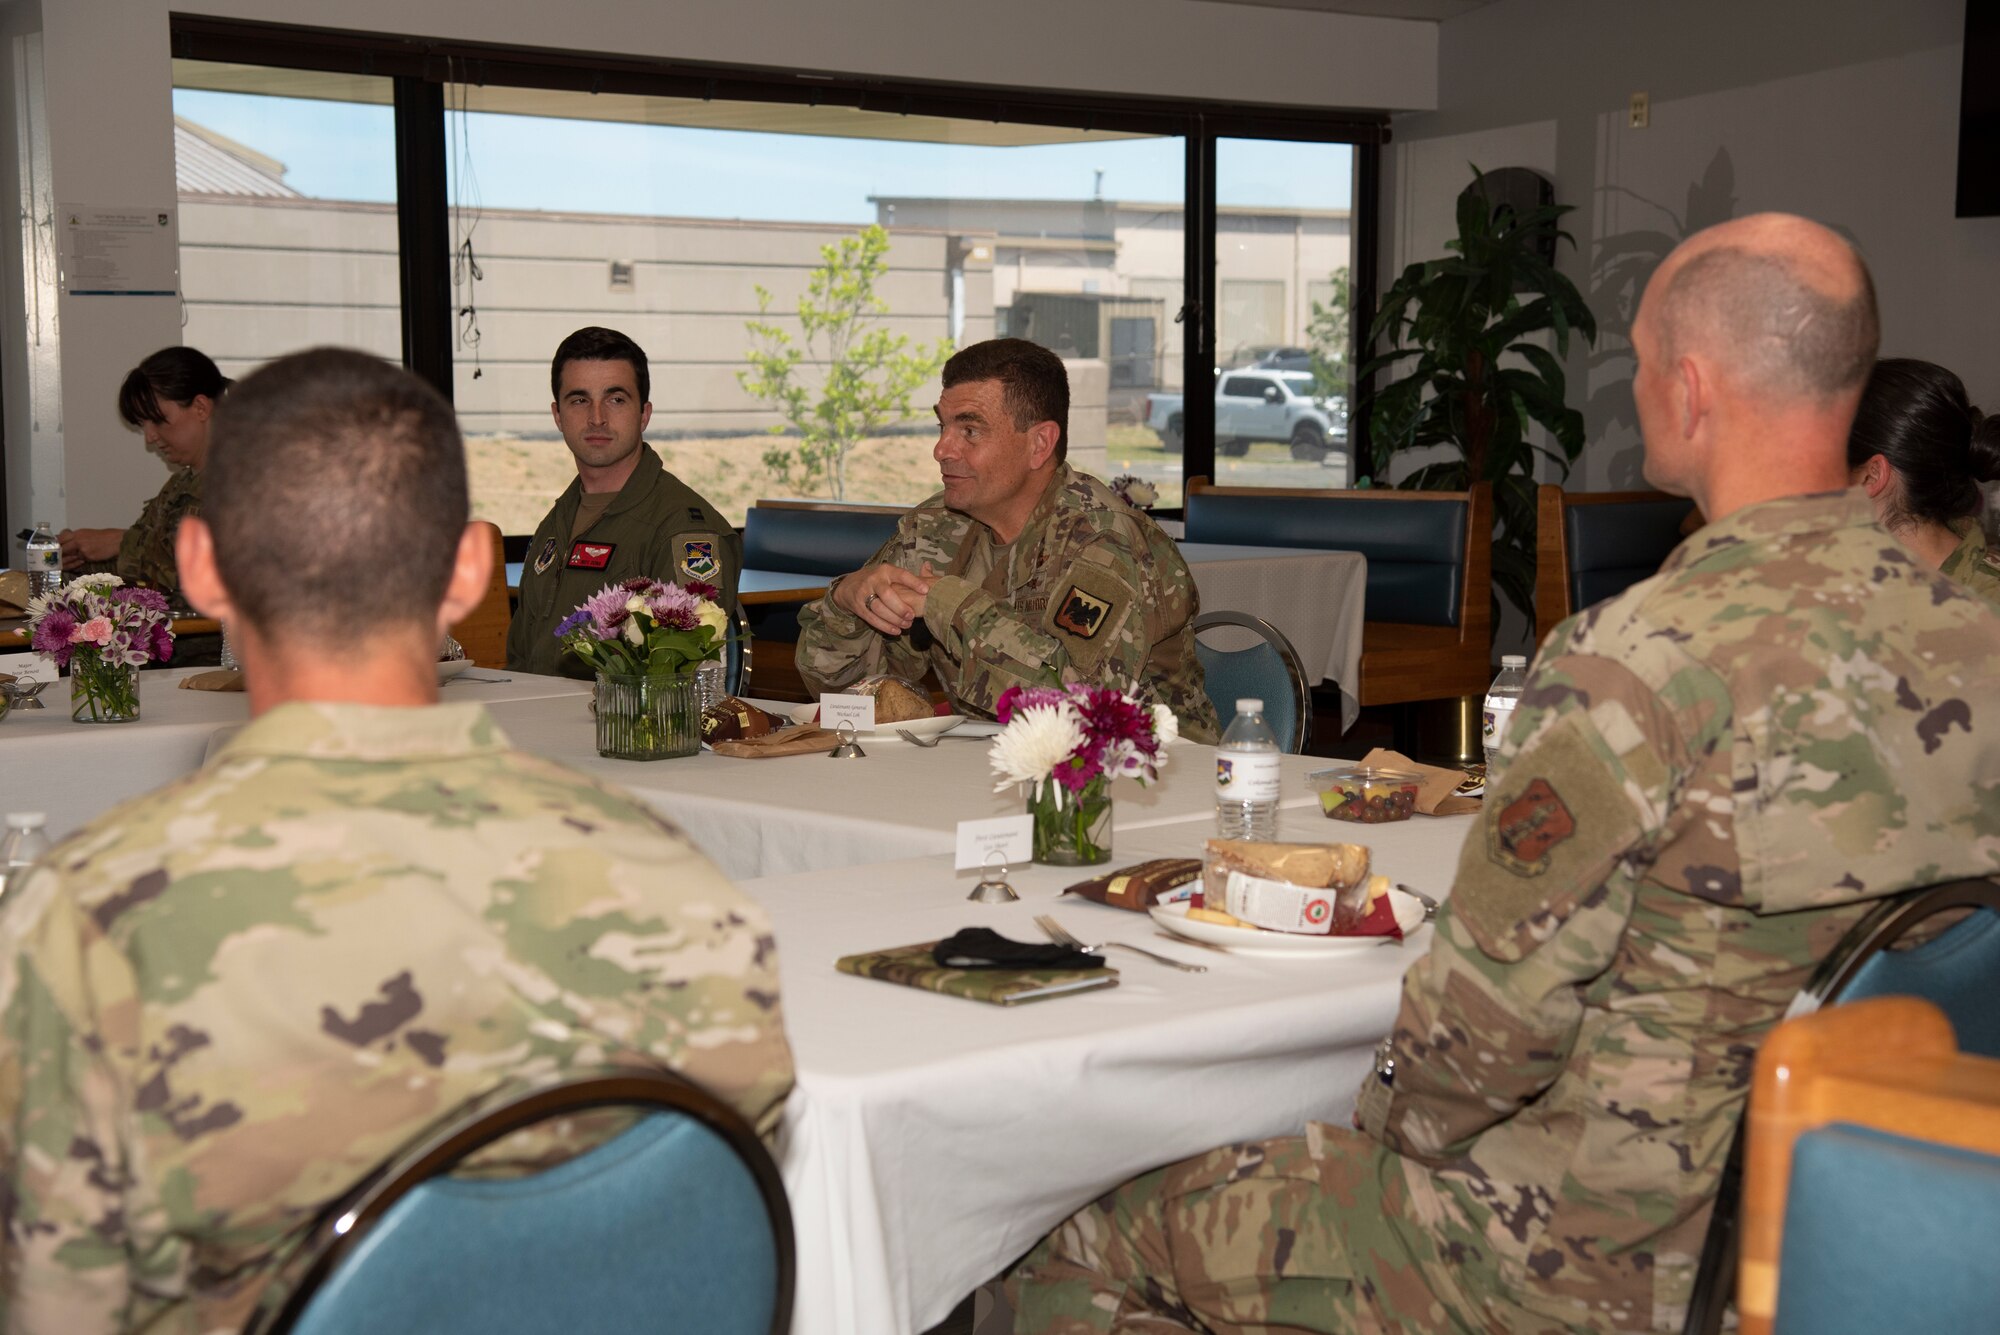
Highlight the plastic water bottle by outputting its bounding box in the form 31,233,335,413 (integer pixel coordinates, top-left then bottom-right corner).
0,813,52,905
1215,697,1281,841
25,523,61,600
1482,655,1530,767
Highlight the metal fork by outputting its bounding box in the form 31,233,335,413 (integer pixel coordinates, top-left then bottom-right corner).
1034,914,1207,973
895,728,942,748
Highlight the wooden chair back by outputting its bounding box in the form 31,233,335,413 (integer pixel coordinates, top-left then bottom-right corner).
1740,997,2000,1335
448,521,511,669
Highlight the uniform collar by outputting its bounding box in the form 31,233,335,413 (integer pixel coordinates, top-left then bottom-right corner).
214,701,512,763
1662,488,1876,574
1009,462,1073,542
563,442,664,520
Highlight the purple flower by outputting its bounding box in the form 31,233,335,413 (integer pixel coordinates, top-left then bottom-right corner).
31,607,76,665
553,607,592,639
996,684,1067,725
152,624,175,663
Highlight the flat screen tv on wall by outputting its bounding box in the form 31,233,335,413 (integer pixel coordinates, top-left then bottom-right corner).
1959,2,2000,217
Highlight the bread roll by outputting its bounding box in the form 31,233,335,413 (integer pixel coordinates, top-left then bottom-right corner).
861,675,935,723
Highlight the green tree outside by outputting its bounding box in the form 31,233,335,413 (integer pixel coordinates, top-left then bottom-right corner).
1306,265,1351,398
739,224,952,499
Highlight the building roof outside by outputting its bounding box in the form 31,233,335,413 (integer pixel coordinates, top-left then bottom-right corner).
174,117,301,199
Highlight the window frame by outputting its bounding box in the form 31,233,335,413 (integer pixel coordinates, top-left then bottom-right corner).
169,15,1386,502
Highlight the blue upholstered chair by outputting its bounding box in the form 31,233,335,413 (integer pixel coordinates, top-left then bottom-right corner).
251,1068,793,1335
1739,996,2000,1335
1533,485,1697,648
1681,877,2000,1335
1192,611,1311,753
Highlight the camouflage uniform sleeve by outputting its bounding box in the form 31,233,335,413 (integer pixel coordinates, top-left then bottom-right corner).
794,529,931,695
0,873,140,1332
115,470,199,601
925,518,1158,703
1356,647,1703,1163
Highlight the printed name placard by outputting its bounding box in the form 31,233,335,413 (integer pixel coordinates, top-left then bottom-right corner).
818,693,876,734
955,814,1034,872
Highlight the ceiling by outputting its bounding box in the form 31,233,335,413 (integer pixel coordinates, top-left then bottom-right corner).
1194,0,1495,18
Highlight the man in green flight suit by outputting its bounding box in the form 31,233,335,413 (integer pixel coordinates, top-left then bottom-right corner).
794,338,1219,742
1007,216,2000,1333
507,326,741,677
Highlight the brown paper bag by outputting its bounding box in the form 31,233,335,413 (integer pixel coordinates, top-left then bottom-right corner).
709,726,843,758
178,670,246,692
1359,748,1481,816
0,570,31,616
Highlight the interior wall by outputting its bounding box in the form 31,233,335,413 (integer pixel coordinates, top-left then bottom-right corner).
1387,0,1995,498
2,0,1439,548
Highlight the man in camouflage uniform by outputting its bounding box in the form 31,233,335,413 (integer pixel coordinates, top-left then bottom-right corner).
0,349,792,1333
795,338,1219,742
507,326,741,677
65,466,202,605
1009,216,2000,1333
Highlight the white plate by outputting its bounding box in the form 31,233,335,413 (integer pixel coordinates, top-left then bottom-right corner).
787,703,967,738
436,658,474,683
1148,892,1429,957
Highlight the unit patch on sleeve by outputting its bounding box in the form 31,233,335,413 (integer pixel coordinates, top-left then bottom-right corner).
567,540,617,570
532,535,559,575
1052,585,1112,639
1490,778,1576,876
680,535,720,582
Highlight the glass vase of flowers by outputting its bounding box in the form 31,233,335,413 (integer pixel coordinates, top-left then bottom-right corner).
556,577,728,760
26,574,175,724
988,683,1178,865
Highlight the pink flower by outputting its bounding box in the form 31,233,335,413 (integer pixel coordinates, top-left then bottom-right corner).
69,617,113,646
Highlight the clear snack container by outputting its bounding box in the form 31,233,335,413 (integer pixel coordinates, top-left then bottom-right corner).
1310,765,1424,824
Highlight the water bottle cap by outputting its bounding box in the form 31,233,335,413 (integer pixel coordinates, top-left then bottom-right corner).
1235,698,1264,713
5,813,47,828
1501,655,1528,668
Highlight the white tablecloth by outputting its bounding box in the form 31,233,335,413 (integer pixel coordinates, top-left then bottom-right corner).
480,694,1349,881
762,809,1476,1335
1180,543,1367,731
1,667,591,837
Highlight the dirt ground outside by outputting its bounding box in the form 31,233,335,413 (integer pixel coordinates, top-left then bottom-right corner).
467,426,1353,535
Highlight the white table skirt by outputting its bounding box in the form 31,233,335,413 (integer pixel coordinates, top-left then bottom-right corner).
1,667,591,838
761,809,1476,1335
1180,543,1367,731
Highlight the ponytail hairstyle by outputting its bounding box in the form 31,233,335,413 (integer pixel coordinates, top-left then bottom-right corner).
117,346,232,428
1848,358,2000,526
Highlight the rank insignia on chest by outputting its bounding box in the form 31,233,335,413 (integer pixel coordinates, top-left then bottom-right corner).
1053,584,1112,639
567,540,617,570
1491,778,1576,876
680,538,719,581
532,536,559,575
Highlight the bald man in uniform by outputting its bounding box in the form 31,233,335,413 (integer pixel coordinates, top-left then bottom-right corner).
1008,215,2000,1333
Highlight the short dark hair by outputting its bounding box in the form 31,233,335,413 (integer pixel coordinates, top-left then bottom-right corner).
1849,358,2000,527
941,338,1070,462
118,346,231,427
205,348,468,646
1656,246,1879,402
550,326,650,405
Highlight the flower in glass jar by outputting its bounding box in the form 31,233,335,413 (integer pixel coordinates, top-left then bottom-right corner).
988,682,1174,801
556,577,730,677
22,574,174,670
1108,474,1158,509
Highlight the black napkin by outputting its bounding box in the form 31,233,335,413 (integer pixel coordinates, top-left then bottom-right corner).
932,927,1101,971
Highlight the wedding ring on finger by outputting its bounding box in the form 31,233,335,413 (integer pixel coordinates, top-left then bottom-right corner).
865,592,878,611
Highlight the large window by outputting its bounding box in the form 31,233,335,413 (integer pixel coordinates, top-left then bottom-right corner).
168,22,1381,529
171,66,401,384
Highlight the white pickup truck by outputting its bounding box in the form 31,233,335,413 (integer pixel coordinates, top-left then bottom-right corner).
1143,370,1348,461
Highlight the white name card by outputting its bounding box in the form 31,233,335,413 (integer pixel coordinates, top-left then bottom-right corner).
12,654,58,684
955,814,1033,872
818,693,876,734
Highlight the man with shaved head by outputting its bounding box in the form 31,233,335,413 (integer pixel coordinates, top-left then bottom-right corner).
1008,215,2000,1334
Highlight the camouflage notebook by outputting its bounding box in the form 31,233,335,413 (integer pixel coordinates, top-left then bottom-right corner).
836,942,1119,1006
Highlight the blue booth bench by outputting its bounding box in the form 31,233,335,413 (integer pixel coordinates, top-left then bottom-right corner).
1533,485,1697,648
740,499,909,699
1183,478,1493,708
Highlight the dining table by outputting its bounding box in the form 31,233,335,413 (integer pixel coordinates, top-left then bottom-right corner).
762,808,1475,1335
2,663,1481,1335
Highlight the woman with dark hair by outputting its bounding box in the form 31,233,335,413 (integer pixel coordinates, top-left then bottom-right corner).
1849,357,2000,607
59,346,231,605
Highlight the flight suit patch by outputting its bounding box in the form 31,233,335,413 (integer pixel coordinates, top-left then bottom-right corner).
532,536,559,575
568,540,616,570
1053,585,1112,639
680,535,720,581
